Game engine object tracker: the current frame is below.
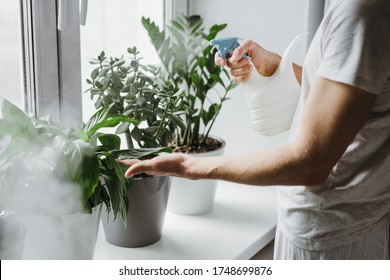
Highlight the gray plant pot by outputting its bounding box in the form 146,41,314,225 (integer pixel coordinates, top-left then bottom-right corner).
0,215,26,260
102,176,171,248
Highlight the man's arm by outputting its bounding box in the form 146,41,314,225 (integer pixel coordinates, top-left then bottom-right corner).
126,77,376,186
124,76,377,187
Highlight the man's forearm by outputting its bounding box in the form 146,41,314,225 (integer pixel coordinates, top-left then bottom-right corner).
184,143,324,187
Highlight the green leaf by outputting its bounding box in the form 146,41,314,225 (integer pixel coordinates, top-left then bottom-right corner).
109,147,172,160
113,60,125,67
98,67,110,77
102,174,120,220
104,155,133,223
171,20,185,32
98,134,121,150
142,17,166,51
94,98,103,109
0,97,40,143
210,74,225,87
227,82,239,91
144,126,159,137
191,72,201,87
205,23,227,41
91,68,100,80
197,57,207,68
54,136,100,206
115,122,130,134
127,47,137,54
83,104,139,137
131,126,142,142
98,51,106,61
171,115,186,130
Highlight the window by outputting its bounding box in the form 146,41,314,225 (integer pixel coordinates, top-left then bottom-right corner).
0,0,23,109
2,0,186,123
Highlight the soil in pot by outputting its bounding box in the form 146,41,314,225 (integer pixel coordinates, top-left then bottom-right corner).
171,136,223,154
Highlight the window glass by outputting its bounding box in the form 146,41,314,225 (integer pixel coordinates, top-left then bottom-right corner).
80,0,164,121
0,0,23,109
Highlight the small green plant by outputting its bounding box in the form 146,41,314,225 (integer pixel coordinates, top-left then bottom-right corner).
85,47,183,149
83,103,171,224
142,15,237,152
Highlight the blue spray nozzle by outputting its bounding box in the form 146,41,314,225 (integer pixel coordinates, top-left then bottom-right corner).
210,37,246,60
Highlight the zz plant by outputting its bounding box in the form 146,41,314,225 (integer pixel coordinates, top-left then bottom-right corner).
142,15,238,152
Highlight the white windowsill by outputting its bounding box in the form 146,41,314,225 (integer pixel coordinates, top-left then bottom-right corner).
94,181,277,260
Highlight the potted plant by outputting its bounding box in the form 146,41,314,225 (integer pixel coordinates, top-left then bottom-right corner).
0,98,108,259
0,96,170,256
85,47,180,247
142,15,237,214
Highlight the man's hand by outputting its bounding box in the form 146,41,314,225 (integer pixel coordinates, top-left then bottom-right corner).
215,39,282,83
215,39,302,84
121,153,193,179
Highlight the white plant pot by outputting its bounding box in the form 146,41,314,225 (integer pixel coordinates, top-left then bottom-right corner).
19,205,102,259
168,137,226,215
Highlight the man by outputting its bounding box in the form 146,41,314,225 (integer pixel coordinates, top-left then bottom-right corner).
122,0,390,259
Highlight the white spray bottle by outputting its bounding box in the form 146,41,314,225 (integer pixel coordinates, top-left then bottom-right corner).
210,33,306,136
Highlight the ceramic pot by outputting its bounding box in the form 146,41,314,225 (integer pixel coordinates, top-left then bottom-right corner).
0,215,26,260
168,136,226,215
102,175,171,248
20,205,102,259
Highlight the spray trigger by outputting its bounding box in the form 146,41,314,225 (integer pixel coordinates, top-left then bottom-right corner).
210,37,247,60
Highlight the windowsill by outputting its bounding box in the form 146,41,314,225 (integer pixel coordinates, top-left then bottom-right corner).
94,181,277,260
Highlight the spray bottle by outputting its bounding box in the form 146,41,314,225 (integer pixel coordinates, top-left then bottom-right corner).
210,34,306,136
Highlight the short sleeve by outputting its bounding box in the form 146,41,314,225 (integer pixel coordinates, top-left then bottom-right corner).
317,0,390,95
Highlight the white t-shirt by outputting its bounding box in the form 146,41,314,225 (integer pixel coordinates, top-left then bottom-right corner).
277,0,390,251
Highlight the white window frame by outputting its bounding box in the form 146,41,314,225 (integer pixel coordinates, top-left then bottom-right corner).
20,0,188,127
20,0,82,127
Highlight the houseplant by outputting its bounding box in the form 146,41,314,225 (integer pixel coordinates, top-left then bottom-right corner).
142,15,237,214
0,98,164,257
0,97,105,259
85,46,180,247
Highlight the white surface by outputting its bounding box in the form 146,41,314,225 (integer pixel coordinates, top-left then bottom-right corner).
94,181,277,260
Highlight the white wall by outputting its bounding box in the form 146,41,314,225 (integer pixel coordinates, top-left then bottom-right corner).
189,0,308,155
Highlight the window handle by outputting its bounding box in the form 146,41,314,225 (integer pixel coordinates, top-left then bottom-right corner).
80,0,88,26
57,0,67,31
57,0,88,31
